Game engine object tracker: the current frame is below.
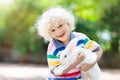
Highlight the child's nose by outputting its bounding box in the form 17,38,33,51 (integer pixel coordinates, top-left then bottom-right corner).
56,29,62,35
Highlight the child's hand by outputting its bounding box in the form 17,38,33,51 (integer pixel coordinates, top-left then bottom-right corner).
51,66,61,77
75,52,86,65
80,62,95,71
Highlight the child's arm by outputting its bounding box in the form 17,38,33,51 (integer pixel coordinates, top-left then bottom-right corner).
80,46,103,71
77,33,103,71
46,42,62,76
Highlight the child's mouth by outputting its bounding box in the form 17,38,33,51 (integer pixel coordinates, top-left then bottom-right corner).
58,33,65,37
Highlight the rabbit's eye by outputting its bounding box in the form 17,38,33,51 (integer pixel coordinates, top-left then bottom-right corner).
64,55,67,58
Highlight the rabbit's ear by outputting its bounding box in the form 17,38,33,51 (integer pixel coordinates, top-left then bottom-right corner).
66,41,76,51
64,45,72,54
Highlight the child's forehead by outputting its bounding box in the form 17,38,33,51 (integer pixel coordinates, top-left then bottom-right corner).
50,16,66,22
49,17,66,26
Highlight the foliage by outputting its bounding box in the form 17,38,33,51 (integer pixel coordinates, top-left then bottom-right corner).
0,0,120,67
97,2,120,53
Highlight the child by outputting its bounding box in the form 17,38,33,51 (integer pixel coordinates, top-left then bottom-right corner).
36,6,103,80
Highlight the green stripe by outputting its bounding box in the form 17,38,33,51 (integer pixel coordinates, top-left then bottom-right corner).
47,54,59,59
84,38,89,44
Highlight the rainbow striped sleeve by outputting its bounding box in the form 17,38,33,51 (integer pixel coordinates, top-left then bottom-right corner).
74,32,99,51
47,42,60,70
83,37,99,51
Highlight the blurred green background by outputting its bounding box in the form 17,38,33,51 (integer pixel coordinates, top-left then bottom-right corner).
0,0,120,68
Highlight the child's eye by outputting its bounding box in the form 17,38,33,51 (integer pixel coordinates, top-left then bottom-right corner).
51,29,55,32
59,24,63,27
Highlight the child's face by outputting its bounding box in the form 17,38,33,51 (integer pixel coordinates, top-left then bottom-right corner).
48,20,70,45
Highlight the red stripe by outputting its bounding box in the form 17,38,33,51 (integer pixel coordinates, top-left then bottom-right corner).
60,71,81,77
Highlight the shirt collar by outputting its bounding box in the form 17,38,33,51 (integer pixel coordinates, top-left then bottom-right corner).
53,32,74,48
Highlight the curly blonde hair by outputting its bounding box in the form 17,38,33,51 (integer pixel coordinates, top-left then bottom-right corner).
35,7,75,41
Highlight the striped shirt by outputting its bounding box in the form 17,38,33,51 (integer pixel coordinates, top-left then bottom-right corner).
47,32,99,80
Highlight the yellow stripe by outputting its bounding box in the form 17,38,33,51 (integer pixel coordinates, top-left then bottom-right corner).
86,41,94,49
48,61,60,66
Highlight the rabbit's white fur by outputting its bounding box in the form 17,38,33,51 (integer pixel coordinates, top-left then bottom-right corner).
53,38,101,80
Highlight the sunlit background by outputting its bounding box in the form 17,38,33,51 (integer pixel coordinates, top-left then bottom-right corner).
0,0,120,79
0,0,13,5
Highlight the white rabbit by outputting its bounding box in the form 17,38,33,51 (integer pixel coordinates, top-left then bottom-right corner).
53,38,101,80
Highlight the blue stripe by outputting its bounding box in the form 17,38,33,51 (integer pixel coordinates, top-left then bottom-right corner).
53,47,65,56
48,76,81,80
92,46,100,52
76,39,84,46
